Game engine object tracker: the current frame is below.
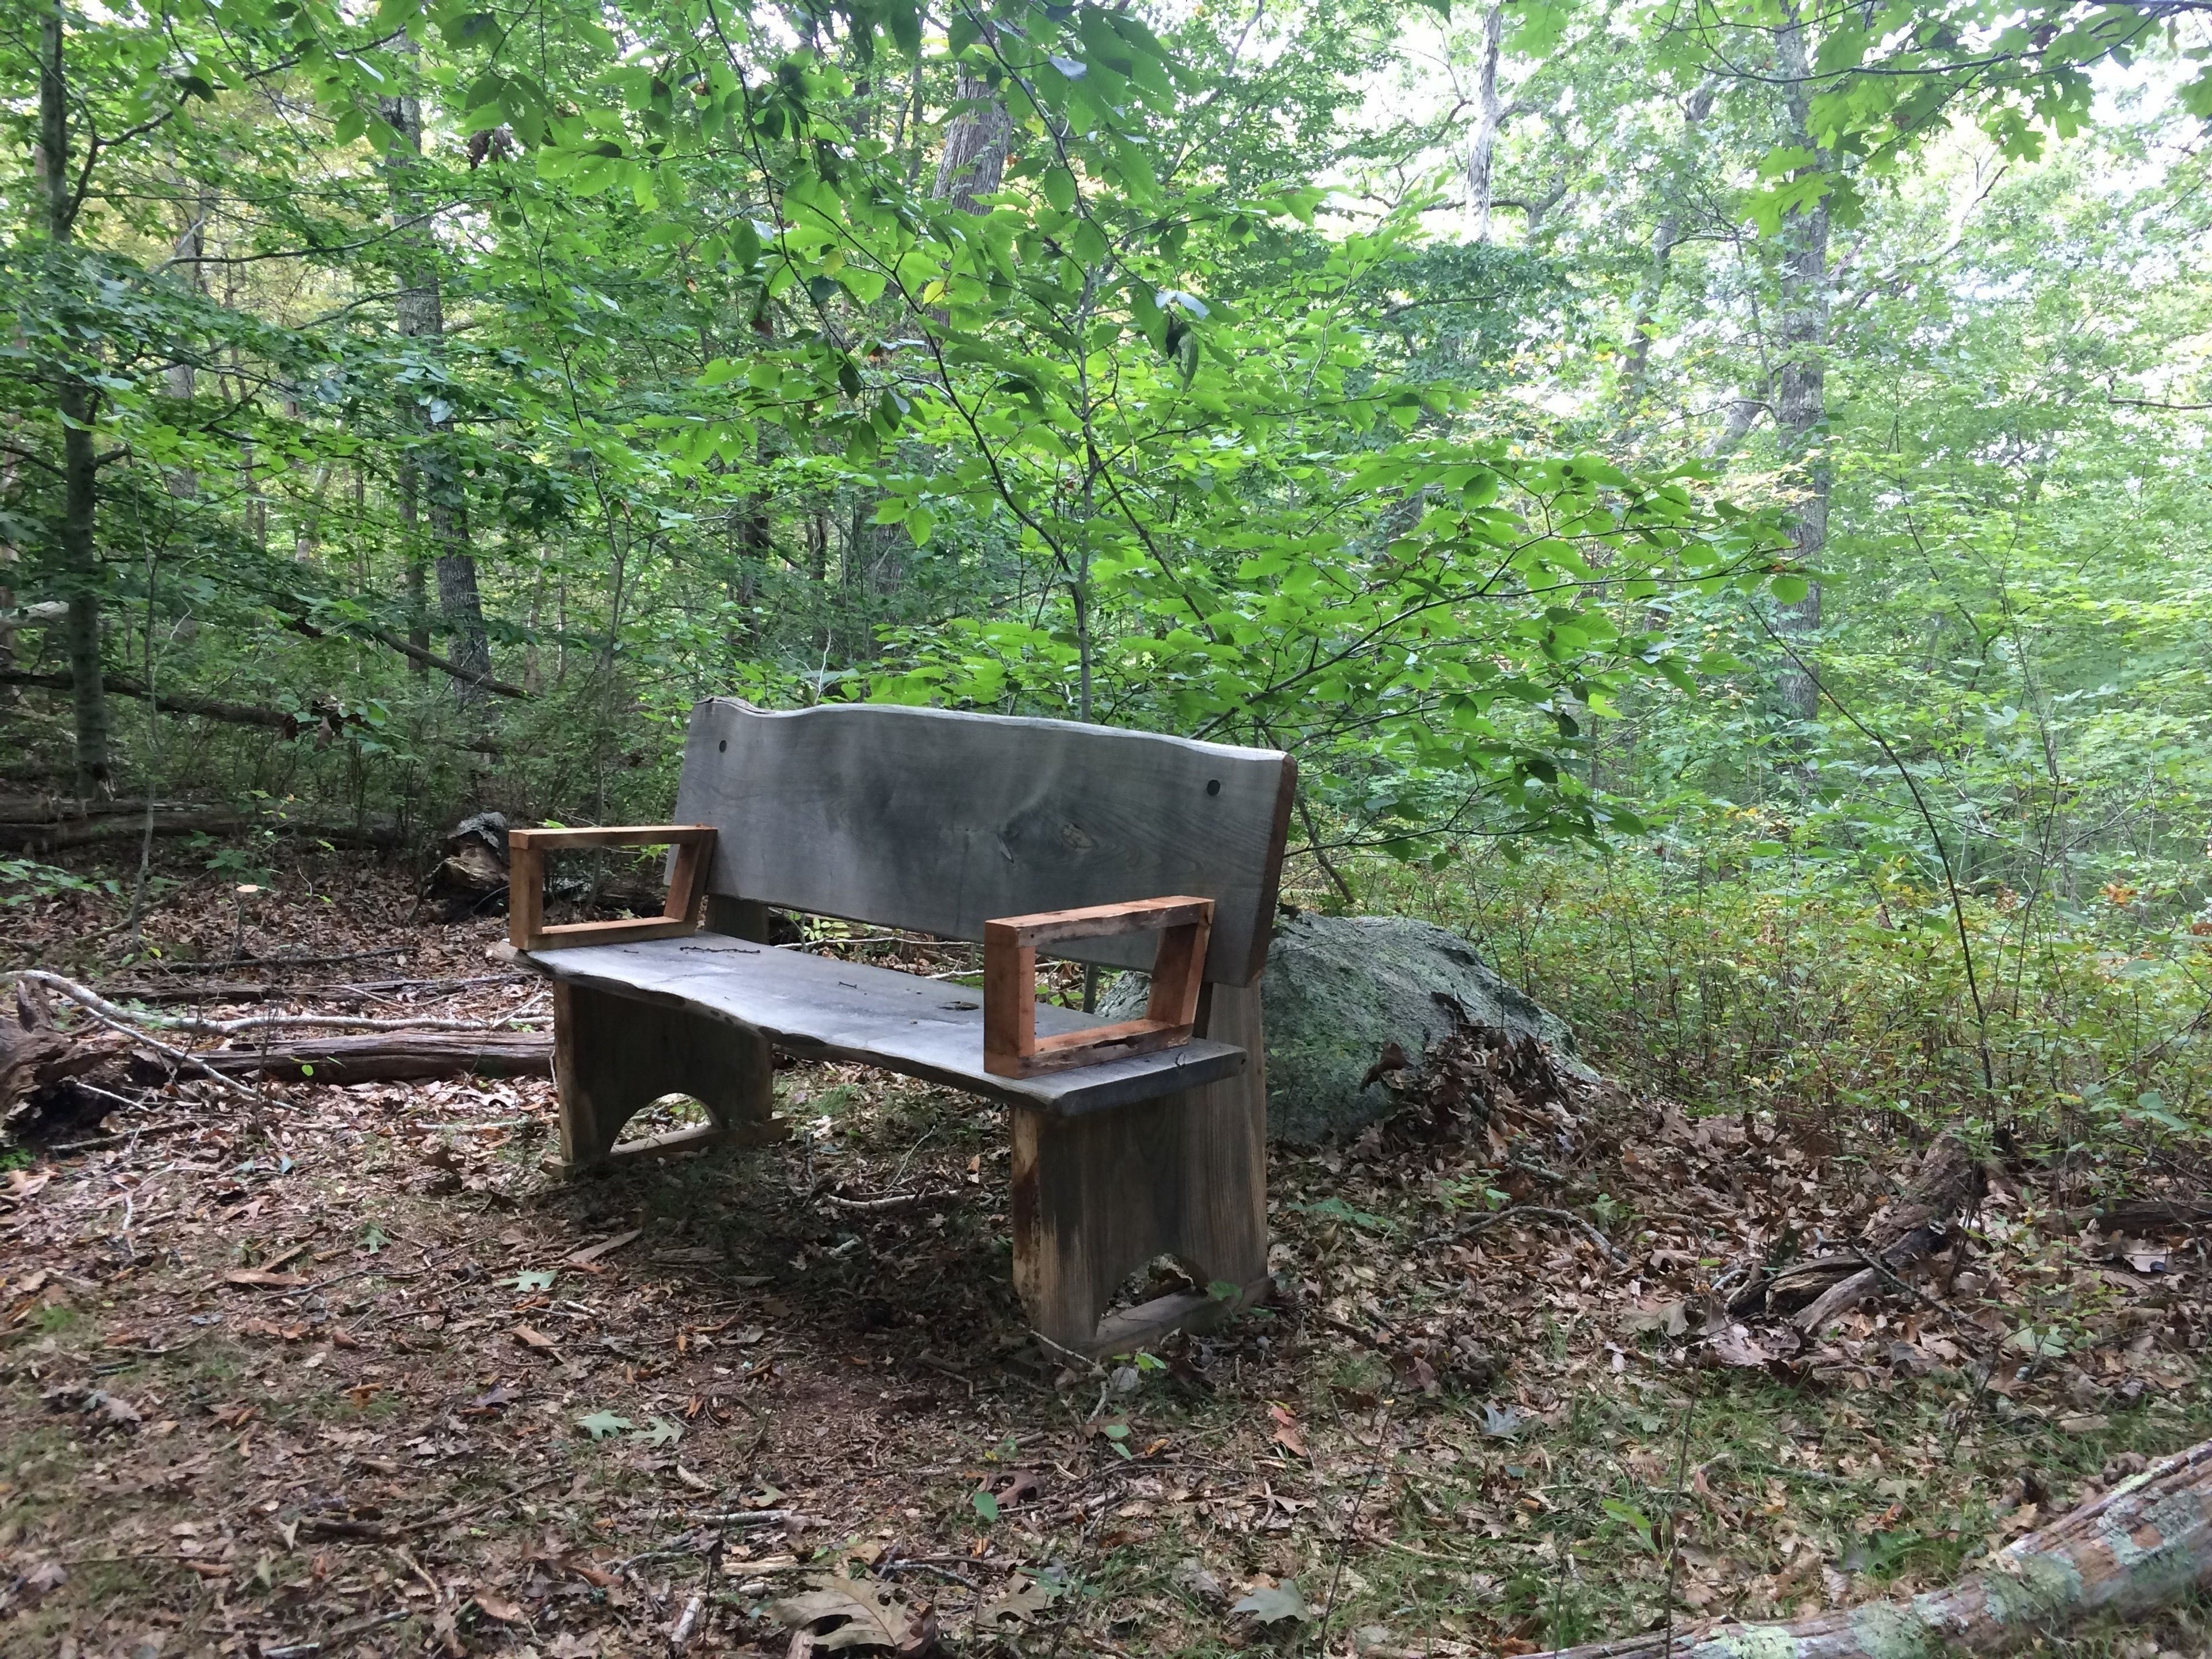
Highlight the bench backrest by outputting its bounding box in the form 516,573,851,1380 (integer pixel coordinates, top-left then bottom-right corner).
671,699,1294,986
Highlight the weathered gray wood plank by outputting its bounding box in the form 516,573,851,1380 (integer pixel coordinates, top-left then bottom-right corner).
525,934,1246,1115
670,700,1293,985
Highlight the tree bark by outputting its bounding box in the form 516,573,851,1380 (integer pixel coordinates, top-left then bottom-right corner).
934,57,1012,215
40,0,109,797
162,185,212,498
381,74,491,696
194,1031,550,1082
1773,7,1831,728
1544,1436,2212,1658
1619,83,1715,414
1464,4,1508,242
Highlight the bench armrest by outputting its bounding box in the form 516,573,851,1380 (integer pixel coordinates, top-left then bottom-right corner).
508,824,717,953
983,896,1214,1078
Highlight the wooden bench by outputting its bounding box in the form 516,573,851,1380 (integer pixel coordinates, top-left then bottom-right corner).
509,698,1294,1357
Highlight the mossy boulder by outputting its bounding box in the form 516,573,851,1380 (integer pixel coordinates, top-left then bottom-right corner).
1105,911,1589,1145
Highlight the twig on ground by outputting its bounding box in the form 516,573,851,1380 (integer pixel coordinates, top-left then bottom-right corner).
1423,1203,1627,1264
400,1470,565,1535
261,1608,411,1657
676,1510,796,1527
881,1557,983,1590
821,1189,937,1210
43,1118,199,1154
134,947,411,974
1317,1388,1395,1653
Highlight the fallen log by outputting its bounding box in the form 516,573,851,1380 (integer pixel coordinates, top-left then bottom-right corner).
1544,1435,2212,1657
0,669,357,736
2,983,132,1116
0,799,399,854
188,1032,551,1083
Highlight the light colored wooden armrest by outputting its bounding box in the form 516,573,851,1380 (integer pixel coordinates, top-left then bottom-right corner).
508,824,715,953
983,896,1214,1078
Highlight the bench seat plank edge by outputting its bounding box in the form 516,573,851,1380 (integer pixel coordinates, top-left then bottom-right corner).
522,933,1245,1117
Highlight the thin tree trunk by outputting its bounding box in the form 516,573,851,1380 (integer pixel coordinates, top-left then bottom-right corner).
163,186,211,498
40,0,108,796
1619,84,1715,414
381,72,490,698
1774,7,1830,728
1464,4,1507,241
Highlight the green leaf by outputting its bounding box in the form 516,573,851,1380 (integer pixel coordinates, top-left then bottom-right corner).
578,1410,634,1441
510,1268,557,1291
971,1488,999,1522
631,1415,683,1448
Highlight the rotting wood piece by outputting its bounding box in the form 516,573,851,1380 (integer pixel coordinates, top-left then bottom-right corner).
2,982,132,1120
984,897,1212,1078
1732,1124,1984,1328
507,824,714,953
191,1032,552,1083
1542,1434,2212,1658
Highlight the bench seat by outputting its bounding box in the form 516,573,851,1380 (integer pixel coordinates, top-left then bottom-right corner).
527,933,1245,1115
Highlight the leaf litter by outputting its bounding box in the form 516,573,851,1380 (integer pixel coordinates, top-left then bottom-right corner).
2,854,2212,1654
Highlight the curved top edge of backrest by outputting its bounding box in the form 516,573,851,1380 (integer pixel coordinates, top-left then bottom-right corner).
673,698,1296,984
693,697,1289,760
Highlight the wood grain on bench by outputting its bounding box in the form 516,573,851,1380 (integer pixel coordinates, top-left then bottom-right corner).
671,700,1294,986
983,897,1213,1078
525,933,1245,1115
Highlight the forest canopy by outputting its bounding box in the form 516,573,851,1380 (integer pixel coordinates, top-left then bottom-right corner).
6,0,2212,1030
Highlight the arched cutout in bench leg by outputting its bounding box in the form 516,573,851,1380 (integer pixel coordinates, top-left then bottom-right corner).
1011,983,1272,1358
551,982,780,1171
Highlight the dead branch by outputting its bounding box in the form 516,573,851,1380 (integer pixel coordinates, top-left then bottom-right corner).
191,1031,552,1082
1735,1126,1984,1325
16,970,545,1036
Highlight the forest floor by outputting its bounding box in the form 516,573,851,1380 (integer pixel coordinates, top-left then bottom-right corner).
4,849,2212,1659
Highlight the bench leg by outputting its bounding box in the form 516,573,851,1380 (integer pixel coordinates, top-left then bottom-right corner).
1010,983,1271,1358
551,982,781,1171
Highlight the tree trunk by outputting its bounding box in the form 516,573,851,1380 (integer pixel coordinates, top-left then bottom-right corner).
934,57,1012,215
1464,4,1507,241
381,75,490,696
40,0,109,798
1544,1437,2212,1658
1773,7,1830,728
163,187,211,498
1619,84,1715,415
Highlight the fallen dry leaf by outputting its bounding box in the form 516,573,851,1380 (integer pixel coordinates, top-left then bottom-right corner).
565,1228,642,1267
771,1571,937,1655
